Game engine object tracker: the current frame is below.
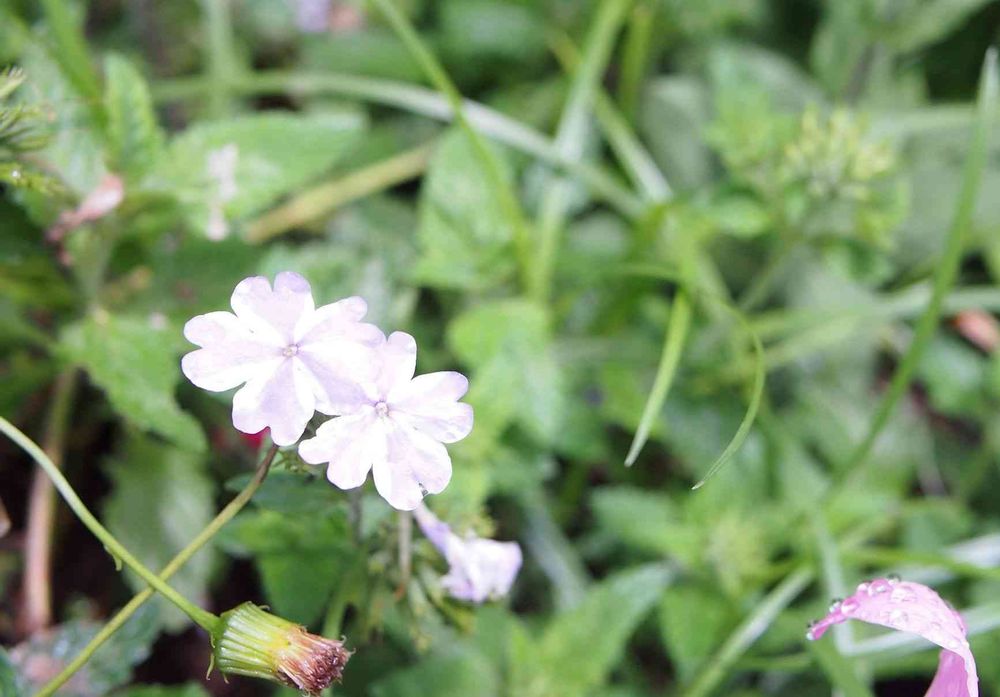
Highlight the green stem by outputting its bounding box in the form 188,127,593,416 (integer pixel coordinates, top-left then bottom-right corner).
21,369,77,634
737,237,804,312
369,0,534,293
617,1,656,122
200,0,240,117
624,289,692,466
245,140,435,243
0,416,217,632
35,444,279,697
682,567,814,697
531,0,632,302
835,49,997,485
151,71,644,219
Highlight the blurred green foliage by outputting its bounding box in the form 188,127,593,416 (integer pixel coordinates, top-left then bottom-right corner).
2,0,1000,696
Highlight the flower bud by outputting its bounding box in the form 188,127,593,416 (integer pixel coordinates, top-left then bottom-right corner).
212,602,350,695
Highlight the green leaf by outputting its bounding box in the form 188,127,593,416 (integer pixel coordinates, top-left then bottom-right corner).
59,313,206,450
103,53,165,182
448,299,564,445
160,111,365,234
103,436,215,631
414,128,516,290
0,647,23,697
887,0,995,52
116,685,211,697
659,586,735,682
640,76,713,190
590,486,688,557
370,648,498,697
8,605,160,697
218,508,351,625
523,564,672,697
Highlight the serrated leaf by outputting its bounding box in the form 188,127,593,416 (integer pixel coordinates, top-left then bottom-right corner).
448,299,564,445
519,564,672,697
218,508,351,625
414,128,515,289
103,53,165,181
103,435,215,630
159,111,364,236
60,313,206,450
8,605,160,697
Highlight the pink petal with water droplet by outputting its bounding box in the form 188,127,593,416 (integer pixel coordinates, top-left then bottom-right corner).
807,578,978,697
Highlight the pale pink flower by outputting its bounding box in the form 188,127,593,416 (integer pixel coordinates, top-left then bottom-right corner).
181,272,382,446
47,173,124,241
413,504,522,603
808,577,978,697
298,331,473,510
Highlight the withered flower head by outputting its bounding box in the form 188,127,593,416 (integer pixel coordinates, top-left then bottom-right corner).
212,602,351,695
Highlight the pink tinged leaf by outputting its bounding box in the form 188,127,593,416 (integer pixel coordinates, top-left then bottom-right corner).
47,173,125,241
298,411,378,489
375,332,417,397
807,577,978,697
181,311,283,391
232,359,316,446
230,273,315,345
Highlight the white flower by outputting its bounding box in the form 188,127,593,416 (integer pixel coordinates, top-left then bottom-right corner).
298,331,473,510
413,504,522,603
181,272,382,446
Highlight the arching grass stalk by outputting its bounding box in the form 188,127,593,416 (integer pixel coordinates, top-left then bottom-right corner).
35,444,280,697
836,48,998,486
0,416,217,631
368,0,535,293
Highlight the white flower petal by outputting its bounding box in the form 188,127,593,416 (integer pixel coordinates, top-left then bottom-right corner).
232,358,315,446
298,412,378,489
376,331,417,397
392,402,473,444
181,311,282,391
372,422,452,510
389,371,469,405
230,273,315,345
297,345,375,415
442,538,523,603
296,296,372,342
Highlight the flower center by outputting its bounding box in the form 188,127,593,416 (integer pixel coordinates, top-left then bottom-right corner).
282,344,299,358
374,401,390,418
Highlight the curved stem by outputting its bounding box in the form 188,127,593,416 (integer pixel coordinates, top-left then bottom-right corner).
19,368,76,635
0,416,218,632
151,72,644,220
35,444,279,697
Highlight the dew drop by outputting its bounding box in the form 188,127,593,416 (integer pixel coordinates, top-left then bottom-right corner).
869,579,890,595
886,573,901,584
856,582,870,594
840,598,859,615
829,598,843,613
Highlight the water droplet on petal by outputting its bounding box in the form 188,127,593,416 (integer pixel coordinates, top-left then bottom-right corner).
829,598,843,613
840,598,859,615
886,573,901,584
869,579,890,595
856,582,870,594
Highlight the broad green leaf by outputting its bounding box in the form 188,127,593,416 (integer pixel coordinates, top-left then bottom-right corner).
522,564,672,697
116,685,211,697
414,128,516,290
887,0,995,52
103,436,215,630
160,111,365,235
17,41,105,197
448,299,564,445
659,585,735,682
590,486,682,556
224,470,344,515
640,76,713,190
8,605,160,697
59,313,205,450
103,53,165,182
218,508,351,625
370,648,498,697
0,647,23,697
